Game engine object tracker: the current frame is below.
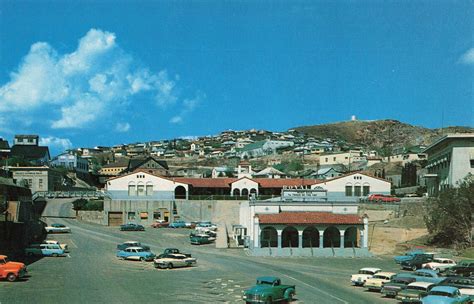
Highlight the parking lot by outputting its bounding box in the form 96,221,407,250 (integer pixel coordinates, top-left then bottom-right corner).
0,219,404,304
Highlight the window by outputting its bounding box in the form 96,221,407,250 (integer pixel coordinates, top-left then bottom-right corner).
140,212,148,219
128,184,136,196
471,159,474,168
137,184,145,196
354,185,361,197
39,178,43,189
345,185,352,196
325,158,328,162
363,185,370,196
333,157,336,161
146,184,153,196
128,212,135,220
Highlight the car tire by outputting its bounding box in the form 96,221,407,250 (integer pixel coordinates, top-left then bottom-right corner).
287,291,294,302
6,273,17,282
140,257,145,262
412,265,417,271
265,297,272,304
52,253,58,257
168,263,174,269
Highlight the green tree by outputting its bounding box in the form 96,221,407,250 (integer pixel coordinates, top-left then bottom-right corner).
423,175,473,249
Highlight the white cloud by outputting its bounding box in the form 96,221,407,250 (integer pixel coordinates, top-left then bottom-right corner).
169,116,183,124
115,122,130,132
0,28,184,129
39,136,73,150
460,48,474,65
169,92,204,124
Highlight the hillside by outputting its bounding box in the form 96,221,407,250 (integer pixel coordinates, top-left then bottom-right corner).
293,120,473,154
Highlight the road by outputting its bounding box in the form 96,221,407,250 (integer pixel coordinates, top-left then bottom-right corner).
0,218,403,304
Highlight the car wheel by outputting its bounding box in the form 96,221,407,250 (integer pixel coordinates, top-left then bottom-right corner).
140,257,145,262
412,265,417,271
168,263,173,269
287,291,294,302
52,253,58,257
6,273,17,282
265,296,272,304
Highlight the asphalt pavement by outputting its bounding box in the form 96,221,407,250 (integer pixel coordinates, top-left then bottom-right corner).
0,218,404,304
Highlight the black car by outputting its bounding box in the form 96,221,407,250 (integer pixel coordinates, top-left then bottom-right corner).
438,276,474,290
445,260,474,277
381,276,416,297
401,254,434,271
120,223,145,231
116,241,151,251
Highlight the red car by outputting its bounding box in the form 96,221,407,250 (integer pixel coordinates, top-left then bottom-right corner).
151,220,169,228
367,194,401,203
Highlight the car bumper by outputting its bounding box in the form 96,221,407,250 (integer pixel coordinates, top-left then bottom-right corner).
396,295,421,303
242,295,267,303
365,285,382,291
381,288,400,297
351,279,365,286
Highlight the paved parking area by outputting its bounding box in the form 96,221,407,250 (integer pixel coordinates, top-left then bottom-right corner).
0,219,404,303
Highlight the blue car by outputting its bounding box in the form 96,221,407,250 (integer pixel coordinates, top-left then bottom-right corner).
421,286,471,304
394,249,426,264
168,220,187,228
24,243,65,257
116,247,155,261
120,223,145,231
397,269,445,284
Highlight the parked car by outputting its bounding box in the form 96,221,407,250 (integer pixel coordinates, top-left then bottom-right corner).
45,223,71,233
196,221,217,231
423,258,457,272
368,194,401,203
117,241,150,251
24,244,65,257
350,267,382,286
398,269,445,284
396,281,435,303
394,249,427,264
381,276,417,298
120,223,145,231
421,286,471,304
168,220,187,228
153,253,197,269
190,234,214,245
445,260,474,277
45,240,69,252
151,220,169,228
242,276,296,304
437,276,474,295
0,255,27,282
401,254,435,271
116,247,155,261
364,272,397,291
163,248,191,257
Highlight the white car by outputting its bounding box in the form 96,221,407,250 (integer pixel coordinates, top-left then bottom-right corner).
350,267,382,286
45,240,69,252
153,253,197,269
364,272,396,291
196,222,217,231
422,258,456,272
45,223,71,233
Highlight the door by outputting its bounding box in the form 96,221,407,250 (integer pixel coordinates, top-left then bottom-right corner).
108,212,123,226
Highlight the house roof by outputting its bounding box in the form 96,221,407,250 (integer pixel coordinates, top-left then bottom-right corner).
0,139,10,150
11,145,50,160
255,178,319,188
102,159,130,168
127,157,169,171
258,212,362,225
423,133,474,155
240,141,266,152
253,167,286,176
173,177,236,188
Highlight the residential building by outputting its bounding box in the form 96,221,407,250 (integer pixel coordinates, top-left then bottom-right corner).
253,167,287,179
423,134,474,196
99,158,130,176
50,152,89,177
10,135,50,165
0,138,10,159
239,140,294,159
123,156,169,176
308,168,343,180
8,166,62,193
319,150,365,168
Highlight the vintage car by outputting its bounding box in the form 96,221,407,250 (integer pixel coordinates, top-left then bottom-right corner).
243,276,295,304
445,260,474,277
45,223,71,233
24,243,65,257
364,272,397,291
437,277,474,295
396,281,435,303
423,258,457,272
350,267,381,286
397,269,445,284
367,194,401,203
120,223,145,231
401,253,435,271
381,276,416,298
116,247,155,261
153,253,197,269
190,234,214,245
151,220,169,228
0,255,27,282
421,286,471,304
163,248,191,257
394,249,426,264
45,240,69,252
195,221,217,231
117,241,151,251
168,220,187,228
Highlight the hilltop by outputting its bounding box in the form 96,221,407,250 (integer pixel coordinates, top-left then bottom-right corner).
292,119,473,154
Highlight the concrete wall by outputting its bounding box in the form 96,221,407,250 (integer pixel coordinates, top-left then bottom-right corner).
175,200,244,226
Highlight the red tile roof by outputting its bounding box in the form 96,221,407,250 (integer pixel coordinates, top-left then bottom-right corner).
255,178,319,188
258,212,362,225
173,177,236,188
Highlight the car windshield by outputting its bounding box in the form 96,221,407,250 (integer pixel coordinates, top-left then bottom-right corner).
407,286,427,291
373,275,388,279
257,280,274,285
358,270,374,275
429,291,453,297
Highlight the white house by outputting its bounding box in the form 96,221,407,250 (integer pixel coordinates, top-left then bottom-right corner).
320,150,366,167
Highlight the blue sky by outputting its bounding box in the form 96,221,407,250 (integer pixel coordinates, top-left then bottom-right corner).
0,1,472,155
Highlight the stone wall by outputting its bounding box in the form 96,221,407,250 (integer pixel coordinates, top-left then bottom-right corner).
77,210,107,225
